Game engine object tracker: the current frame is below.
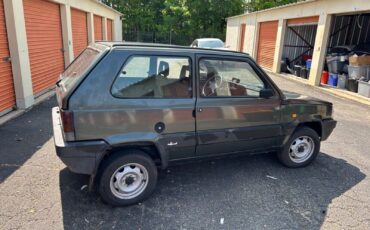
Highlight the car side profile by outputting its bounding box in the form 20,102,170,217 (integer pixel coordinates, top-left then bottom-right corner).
53,42,336,206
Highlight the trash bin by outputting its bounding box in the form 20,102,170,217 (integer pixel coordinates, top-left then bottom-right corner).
300,68,309,79
328,73,338,86
337,74,348,89
294,65,302,77
348,79,359,92
348,65,368,79
327,56,346,74
306,59,312,70
321,71,329,84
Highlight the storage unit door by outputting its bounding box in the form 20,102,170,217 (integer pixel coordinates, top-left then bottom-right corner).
71,8,88,57
287,16,319,26
94,15,103,40
0,0,16,114
107,19,113,41
24,0,64,94
239,24,246,52
257,21,278,70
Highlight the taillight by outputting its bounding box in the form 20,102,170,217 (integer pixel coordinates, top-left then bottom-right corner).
60,110,75,141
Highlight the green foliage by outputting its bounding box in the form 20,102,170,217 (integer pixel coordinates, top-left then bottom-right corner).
245,0,303,12
101,0,245,45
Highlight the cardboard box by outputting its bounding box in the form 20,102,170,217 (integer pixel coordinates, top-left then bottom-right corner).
349,55,370,65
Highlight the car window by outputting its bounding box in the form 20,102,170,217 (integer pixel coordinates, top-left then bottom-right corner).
112,55,192,98
60,45,105,92
199,59,265,97
198,40,224,48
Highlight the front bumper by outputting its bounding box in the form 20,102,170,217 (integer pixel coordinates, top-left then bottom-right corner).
321,118,337,141
52,107,109,175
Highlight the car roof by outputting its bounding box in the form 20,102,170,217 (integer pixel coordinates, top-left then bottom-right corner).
96,41,249,57
196,38,223,42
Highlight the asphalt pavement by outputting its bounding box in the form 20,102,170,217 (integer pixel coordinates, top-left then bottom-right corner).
0,74,369,230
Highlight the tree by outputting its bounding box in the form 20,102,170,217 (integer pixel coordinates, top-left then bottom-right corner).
101,0,245,45
245,0,304,12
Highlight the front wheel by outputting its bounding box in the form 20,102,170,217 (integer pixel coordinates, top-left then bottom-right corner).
98,150,158,206
278,127,320,168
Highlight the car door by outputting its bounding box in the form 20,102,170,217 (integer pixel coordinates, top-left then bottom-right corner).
73,50,197,160
195,54,282,157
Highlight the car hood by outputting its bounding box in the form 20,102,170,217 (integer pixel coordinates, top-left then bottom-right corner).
282,91,332,106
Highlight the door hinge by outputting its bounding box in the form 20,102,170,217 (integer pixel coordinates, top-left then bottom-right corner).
2,56,11,62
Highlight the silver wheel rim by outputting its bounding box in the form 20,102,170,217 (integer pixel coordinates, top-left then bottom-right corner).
289,136,315,163
110,163,149,200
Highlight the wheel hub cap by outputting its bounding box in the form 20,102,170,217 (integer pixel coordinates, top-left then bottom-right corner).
110,163,149,200
289,136,315,163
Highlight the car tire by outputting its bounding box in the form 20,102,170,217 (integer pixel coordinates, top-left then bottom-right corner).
277,127,320,168
98,150,158,206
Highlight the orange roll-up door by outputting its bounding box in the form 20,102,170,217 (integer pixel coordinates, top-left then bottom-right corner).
287,16,319,26
257,20,278,70
71,8,88,57
94,15,103,41
239,24,246,52
107,19,113,41
24,0,65,94
0,0,16,113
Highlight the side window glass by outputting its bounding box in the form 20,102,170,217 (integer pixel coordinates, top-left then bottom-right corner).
112,56,192,98
199,59,265,97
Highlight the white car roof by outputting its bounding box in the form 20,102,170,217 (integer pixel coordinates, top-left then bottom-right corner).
197,38,223,41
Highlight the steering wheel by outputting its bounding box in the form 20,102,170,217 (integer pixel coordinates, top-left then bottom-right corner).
201,74,223,96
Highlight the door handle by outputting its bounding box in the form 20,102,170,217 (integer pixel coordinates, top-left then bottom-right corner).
198,108,203,112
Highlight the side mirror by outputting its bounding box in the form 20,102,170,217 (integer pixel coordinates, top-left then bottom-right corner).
259,88,274,99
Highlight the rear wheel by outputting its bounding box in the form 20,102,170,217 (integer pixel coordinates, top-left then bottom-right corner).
98,150,158,206
278,127,320,168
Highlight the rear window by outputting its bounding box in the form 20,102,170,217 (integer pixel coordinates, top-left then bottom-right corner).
199,40,224,48
59,45,106,91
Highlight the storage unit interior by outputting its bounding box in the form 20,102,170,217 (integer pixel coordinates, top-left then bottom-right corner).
280,21,318,80
323,12,370,97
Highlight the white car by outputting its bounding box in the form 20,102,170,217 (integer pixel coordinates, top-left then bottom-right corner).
190,38,229,50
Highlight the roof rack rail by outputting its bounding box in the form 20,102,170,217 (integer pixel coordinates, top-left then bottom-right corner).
95,41,250,56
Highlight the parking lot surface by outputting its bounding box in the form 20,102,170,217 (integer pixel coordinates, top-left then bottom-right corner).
0,74,369,229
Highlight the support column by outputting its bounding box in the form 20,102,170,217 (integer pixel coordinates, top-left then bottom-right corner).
87,12,94,43
3,0,34,109
111,19,116,41
60,4,74,65
251,14,259,59
102,17,107,40
272,19,287,73
115,15,123,41
309,14,332,86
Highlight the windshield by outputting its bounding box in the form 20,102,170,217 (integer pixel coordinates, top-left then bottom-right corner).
199,40,224,48
59,44,106,91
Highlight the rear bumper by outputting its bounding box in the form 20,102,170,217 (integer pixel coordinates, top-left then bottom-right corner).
52,107,109,175
321,119,337,141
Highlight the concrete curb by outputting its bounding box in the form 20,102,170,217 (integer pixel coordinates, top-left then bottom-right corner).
270,72,370,107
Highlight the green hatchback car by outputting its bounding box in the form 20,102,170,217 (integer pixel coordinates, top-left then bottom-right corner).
53,42,336,206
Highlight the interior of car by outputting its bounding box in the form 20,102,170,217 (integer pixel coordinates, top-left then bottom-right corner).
111,56,192,98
